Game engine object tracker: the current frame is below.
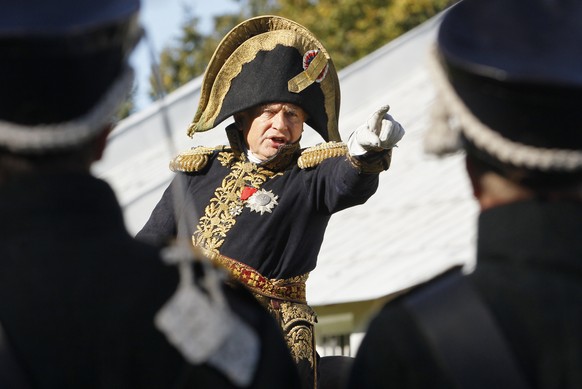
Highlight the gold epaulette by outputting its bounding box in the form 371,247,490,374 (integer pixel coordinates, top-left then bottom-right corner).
297,141,348,169
169,146,229,172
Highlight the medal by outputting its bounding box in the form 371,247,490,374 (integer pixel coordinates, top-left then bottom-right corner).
246,188,278,215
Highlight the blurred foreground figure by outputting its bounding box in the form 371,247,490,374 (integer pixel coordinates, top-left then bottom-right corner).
0,1,299,388
348,0,582,388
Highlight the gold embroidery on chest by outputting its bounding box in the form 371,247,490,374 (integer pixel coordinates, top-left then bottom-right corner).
217,151,234,166
192,152,282,252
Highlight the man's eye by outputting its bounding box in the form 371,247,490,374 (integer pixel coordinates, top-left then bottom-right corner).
288,113,304,123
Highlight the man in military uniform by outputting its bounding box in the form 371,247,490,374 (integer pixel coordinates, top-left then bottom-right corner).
348,0,582,387
137,15,405,389
0,1,300,388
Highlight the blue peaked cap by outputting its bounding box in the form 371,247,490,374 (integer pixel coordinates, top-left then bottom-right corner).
0,0,140,36
0,0,141,126
438,0,582,87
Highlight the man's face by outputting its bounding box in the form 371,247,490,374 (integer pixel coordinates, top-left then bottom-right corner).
239,103,306,161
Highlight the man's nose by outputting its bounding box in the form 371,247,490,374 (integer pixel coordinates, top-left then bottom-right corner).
272,111,288,132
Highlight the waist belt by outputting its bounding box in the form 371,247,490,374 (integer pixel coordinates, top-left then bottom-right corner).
203,250,308,304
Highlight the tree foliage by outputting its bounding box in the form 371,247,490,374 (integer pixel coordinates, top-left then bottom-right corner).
148,0,456,99
261,0,456,69
148,7,206,99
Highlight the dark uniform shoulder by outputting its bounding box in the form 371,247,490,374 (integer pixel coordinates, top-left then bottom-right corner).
169,145,231,172
297,141,348,169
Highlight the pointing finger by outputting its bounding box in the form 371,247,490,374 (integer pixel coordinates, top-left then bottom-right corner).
368,105,391,134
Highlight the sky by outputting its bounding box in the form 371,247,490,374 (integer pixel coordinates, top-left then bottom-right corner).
130,0,240,110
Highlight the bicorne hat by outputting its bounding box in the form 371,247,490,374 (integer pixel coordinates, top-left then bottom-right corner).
0,0,142,152
425,0,582,187
188,15,341,142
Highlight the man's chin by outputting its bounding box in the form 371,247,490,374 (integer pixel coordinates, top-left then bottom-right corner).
264,146,281,157
253,149,276,161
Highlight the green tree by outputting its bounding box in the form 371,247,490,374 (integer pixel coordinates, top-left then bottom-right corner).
269,0,457,69
148,6,209,99
149,0,456,99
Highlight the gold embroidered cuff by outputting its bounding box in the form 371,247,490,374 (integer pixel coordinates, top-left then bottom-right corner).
348,148,393,174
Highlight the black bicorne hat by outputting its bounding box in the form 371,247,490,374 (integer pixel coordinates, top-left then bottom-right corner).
426,0,582,187
0,0,142,152
188,15,341,142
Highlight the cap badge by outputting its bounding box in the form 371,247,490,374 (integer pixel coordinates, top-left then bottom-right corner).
303,50,329,83
288,49,329,93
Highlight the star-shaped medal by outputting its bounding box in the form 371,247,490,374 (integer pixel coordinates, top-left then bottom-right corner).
246,189,278,215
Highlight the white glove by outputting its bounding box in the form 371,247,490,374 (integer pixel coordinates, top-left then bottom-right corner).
347,105,405,156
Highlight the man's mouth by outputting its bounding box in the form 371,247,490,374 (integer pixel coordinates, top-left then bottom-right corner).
268,136,287,147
